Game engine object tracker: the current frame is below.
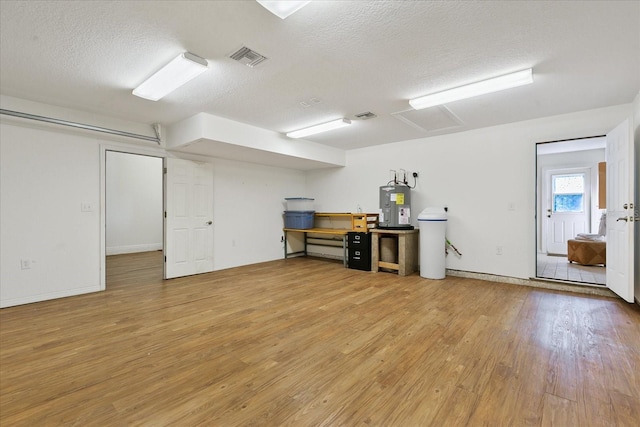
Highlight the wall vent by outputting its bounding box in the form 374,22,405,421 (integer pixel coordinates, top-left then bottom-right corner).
354,112,377,120
229,46,268,68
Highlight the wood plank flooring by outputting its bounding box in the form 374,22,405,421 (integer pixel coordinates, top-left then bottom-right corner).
1,251,639,426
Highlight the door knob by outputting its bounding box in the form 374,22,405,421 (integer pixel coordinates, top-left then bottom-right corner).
206,221,213,225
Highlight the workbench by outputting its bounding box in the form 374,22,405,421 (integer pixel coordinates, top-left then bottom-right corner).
283,227,349,266
283,212,378,266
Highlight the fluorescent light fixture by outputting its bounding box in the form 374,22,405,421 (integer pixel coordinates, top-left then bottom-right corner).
256,0,311,19
132,52,208,101
286,118,352,139
409,68,533,110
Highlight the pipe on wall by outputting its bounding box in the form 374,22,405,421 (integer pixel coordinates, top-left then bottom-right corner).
0,109,161,144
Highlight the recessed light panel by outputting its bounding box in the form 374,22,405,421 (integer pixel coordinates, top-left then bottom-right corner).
256,0,311,19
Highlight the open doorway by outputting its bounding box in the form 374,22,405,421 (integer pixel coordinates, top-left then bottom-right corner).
536,137,607,285
105,151,164,286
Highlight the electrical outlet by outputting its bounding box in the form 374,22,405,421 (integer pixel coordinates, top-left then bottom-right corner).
81,202,94,212
496,246,503,255
21,259,31,269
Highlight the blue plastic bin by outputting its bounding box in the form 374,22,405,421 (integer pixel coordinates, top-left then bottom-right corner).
284,211,315,229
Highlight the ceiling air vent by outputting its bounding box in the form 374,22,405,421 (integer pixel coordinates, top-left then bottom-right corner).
354,112,377,120
229,46,268,68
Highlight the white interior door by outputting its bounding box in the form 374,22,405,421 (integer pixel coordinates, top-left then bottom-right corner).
164,158,214,279
606,119,635,303
544,168,590,255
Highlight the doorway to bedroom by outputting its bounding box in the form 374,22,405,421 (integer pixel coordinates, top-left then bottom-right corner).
105,151,164,287
536,136,606,285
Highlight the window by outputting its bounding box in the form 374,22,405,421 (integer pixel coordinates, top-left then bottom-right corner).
553,174,584,213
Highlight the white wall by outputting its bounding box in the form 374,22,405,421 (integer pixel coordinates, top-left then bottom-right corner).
105,150,306,266
306,104,632,280
1,97,634,307
210,157,306,270
106,152,163,255
1,101,306,307
1,123,101,307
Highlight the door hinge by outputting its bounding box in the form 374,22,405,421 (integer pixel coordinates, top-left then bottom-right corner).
163,167,167,174
164,256,166,262
164,211,167,218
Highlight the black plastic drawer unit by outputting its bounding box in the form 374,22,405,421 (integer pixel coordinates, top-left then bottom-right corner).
348,232,371,271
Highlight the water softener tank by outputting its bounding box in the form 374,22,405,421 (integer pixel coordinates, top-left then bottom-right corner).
378,185,413,229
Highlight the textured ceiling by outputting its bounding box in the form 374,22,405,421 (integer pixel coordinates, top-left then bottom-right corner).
1,1,639,150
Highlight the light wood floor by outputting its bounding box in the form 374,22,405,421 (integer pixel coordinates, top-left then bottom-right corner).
1,252,639,426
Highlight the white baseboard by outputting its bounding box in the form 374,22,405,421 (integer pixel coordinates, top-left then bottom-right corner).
446,269,617,298
0,285,100,308
106,243,162,256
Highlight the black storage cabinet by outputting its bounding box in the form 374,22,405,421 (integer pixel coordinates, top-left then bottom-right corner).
348,232,371,271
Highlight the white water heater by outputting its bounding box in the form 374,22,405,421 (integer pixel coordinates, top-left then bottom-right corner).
378,184,413,229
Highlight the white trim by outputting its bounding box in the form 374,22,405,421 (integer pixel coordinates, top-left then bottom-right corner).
0,286,100,309
106,244,163,256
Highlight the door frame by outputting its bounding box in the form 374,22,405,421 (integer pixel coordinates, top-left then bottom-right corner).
535,136,606,282
99,143,166,290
